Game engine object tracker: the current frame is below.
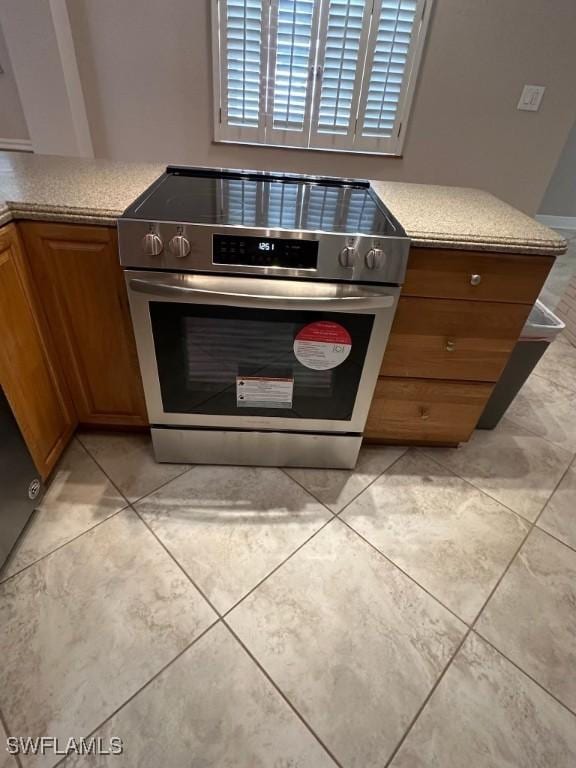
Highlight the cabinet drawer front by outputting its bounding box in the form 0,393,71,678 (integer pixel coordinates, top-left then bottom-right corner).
403,248,553,303
365,377,493,444
381,297,530,382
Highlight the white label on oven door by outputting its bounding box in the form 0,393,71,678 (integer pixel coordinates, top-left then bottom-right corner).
294,321,352,370
236,376,294,408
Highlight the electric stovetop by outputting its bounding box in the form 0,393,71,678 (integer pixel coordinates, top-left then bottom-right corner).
122,166,402,237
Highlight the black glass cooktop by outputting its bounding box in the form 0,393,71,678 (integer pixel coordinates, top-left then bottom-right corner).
123,167,401,237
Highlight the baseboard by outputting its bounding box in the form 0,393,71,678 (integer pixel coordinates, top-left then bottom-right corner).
0,138,33,152
536,214,576,231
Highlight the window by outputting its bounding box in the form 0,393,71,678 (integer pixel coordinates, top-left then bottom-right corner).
212,0,432,155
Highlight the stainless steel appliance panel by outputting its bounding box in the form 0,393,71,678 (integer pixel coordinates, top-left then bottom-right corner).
119,221,409,285
126,270,399,434
152,428,362,469
0,387,43,571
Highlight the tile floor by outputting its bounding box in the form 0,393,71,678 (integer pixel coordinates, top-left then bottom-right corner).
1,246,575,767
538,228,576,310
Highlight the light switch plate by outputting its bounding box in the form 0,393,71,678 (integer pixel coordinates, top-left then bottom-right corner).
517,85,546,111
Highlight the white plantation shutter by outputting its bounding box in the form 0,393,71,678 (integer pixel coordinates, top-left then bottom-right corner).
355,0,426,152
213,0,432,154
216,0,268,141
266,0,321,145
309,0,373,149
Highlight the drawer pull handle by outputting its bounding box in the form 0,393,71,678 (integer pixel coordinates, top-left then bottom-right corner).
419,406,430,421
470,273,482,286
446,339,456,352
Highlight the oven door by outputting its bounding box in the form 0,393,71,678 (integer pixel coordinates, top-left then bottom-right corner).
126,270,399,434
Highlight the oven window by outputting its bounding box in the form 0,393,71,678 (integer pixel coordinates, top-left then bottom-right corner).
149,302,374,421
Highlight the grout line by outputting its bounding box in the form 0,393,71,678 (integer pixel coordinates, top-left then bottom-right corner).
220,515,336,620
0,506,128,587
472,631,576,720
464,446,573,628
533,523,576,555
536,452,575,517
380,437,576,763
125,463,194,505
130,504,223,618
0,704,24,768
74,436,129,503
502,401,576,455
383,626,473,767
221,620,344,768
75,431,195,506
280,446,409,518
50,618,221,768
334,516,470,628
530,369,576,396
417,447,539,526
132,489,337,624
419,443,574,527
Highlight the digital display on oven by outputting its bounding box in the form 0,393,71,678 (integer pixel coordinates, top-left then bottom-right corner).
213,234,318,269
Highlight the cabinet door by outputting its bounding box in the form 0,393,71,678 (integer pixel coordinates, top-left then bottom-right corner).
0,225,75,477
21,222,148,427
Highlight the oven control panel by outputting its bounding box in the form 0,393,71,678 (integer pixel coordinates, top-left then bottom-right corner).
213,235,318,270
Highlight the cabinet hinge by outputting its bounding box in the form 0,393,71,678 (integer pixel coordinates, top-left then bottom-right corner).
421,0,427,19
397,121,403,138
219,107,222,124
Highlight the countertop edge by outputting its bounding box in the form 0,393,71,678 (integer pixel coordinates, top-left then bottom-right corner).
0,202,566,257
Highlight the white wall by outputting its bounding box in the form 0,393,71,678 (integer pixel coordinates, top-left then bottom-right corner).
539,119,576,219
53,1,576,212
0,21,28,142
0,0,92,156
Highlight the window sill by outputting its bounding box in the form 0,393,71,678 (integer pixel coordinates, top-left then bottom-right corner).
212,138,403,159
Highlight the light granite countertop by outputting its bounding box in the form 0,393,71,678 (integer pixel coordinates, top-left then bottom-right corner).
0,151,566,256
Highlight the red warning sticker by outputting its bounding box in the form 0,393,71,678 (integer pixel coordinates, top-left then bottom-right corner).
294,321,352,370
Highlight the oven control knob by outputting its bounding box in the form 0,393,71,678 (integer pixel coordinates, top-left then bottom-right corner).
142,233,163,257
365,247,384,270
338,246,356,269
169,234,191,258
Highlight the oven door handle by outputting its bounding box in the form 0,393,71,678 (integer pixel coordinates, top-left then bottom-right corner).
128,278,396,310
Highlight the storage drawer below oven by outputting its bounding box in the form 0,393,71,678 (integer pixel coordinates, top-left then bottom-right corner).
380,297,530,382
364,377,493,445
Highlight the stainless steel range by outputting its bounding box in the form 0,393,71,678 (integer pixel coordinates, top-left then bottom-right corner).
118,166,409,469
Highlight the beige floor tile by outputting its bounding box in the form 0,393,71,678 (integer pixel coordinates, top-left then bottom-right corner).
2,440,126,579
68,623,336,768
342,451,528,622
506,374,576,452
228,521,465,768
390,633,576,768
425,418,573,521
533,336,576,393
538,458,576,549
78,432,189,503
0,509,215,768
0,719,18,768
476,528,576,711
285,445,407,513
136,465,331,613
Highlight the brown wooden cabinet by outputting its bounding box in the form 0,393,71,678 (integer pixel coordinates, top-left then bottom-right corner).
381,296,531,382
366,246,556,446
0,224,75,477
21,222,147,427
365,378,494,445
